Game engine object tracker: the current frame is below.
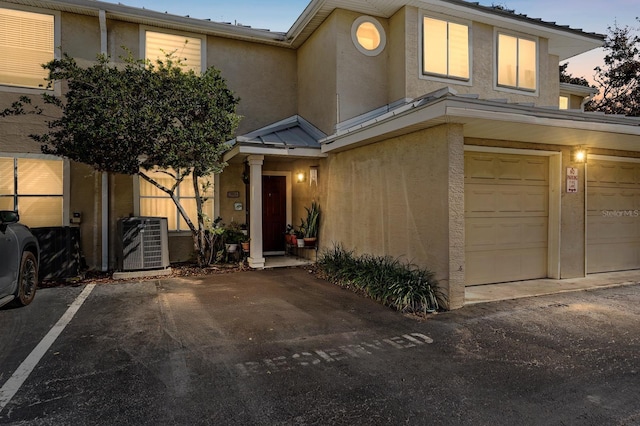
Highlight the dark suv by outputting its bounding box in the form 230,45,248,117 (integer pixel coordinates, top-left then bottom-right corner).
0,211,40,308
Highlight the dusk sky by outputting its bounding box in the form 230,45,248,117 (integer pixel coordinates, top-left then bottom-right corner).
103,0,639,83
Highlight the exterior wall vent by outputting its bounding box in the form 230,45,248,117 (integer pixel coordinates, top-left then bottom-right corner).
117,217,169,271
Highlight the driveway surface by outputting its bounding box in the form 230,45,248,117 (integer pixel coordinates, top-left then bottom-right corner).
1,268,639,425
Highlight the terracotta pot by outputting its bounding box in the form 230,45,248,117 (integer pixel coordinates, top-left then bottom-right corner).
241,242,250,251
303,237,316,247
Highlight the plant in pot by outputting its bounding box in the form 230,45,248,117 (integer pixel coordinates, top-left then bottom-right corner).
239,233,250,252
294,227,305,248
224,226,241,254
302,201,320,247
285,224,295,245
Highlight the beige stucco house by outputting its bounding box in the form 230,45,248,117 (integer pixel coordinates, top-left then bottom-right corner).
2,0,640,309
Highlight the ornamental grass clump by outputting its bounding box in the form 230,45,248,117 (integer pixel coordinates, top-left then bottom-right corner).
317,244,446,313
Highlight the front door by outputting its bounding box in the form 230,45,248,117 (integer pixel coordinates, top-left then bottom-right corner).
262,175,286,253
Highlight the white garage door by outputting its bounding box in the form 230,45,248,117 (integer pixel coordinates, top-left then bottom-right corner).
465,152,549,285
587,159,640,273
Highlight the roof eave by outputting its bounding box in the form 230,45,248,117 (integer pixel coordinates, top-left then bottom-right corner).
4,0,289,45
321,97,640,153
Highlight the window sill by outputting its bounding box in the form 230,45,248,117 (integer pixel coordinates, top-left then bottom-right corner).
0,84,53,95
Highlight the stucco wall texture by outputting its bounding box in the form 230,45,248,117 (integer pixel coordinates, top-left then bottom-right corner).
323,124,465,308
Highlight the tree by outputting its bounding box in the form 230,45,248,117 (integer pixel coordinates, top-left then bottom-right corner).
586,19,640,116
559,63,592,87
2,52,240,266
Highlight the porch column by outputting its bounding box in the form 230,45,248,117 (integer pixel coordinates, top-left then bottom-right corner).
248,155,265,269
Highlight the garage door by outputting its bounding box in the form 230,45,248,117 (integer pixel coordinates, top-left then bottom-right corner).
465,152,549,285
587,159,640,273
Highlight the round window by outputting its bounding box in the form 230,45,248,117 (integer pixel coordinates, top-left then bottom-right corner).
352,16,386,56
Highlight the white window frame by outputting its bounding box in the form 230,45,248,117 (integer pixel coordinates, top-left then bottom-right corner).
0,4,61,95
419,12,472,86
0,152,69,226
494,29,539,96
351,16,386,57
139,26,207,74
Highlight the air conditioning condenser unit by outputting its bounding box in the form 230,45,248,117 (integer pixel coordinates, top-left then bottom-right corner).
117,217,169,271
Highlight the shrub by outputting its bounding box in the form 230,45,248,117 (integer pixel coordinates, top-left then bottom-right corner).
317,244,447,313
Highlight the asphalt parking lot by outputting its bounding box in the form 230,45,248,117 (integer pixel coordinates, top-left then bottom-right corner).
1,268,640,425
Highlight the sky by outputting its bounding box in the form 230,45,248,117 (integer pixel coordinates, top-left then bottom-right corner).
101,0,639,83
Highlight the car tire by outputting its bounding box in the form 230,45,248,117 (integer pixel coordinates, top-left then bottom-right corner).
14,251,38,307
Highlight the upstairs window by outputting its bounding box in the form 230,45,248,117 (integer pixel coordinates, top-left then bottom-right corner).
0,8,54,89
497,33,537,91
422,17,470,80
352,16,386,56
559,96,569,110
144,30,203,74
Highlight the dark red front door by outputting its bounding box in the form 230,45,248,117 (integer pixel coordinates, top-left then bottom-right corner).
262,176,286,252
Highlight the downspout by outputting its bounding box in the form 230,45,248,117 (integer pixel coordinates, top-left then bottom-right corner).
99,9,109,271
581,92,596,112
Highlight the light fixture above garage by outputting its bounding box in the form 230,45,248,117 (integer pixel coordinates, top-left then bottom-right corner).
572,147,587,163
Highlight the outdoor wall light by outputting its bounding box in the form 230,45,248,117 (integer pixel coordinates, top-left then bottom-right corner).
296,172,306,183
572,147,587,163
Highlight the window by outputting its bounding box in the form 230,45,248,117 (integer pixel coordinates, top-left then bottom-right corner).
139,168,213,232
351,16,386,56
0,157,64,227
559,96,569,110
423,17,469,80
0,7,54,89
497,33,537,91
144,30,203,74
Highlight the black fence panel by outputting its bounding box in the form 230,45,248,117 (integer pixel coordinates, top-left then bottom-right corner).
31,227,84,281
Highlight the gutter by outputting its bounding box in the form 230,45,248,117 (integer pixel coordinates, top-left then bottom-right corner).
4,0,288,45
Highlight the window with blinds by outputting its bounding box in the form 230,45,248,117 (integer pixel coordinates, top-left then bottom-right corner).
145,31,203,74
423,17,470,80
0,7,54,89
0,157,64,227
139,168,213,232
497,33,537,91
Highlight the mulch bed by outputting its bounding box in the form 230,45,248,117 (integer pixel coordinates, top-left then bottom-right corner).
39,261,250,288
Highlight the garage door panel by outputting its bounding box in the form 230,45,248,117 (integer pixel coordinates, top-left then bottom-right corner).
523,189,548,213
587,159,640,273
466,184,548,216
465,152,549,286
467,218,547,249
588,242,640,272
521,159,548,183
466,247,547,285
589,216,640,242
466,154,548,184
619,165,637,183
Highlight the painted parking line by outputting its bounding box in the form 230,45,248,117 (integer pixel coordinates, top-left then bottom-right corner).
0,284,95,413
236,332,434,377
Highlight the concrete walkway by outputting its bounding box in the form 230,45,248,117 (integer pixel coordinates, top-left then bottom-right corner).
465,269,640,304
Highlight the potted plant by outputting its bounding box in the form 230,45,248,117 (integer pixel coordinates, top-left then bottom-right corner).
285,224,295,245
294,228,305,248
224,222,243,253
224,231,240,253
302,201,320,247
239,234,250,251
